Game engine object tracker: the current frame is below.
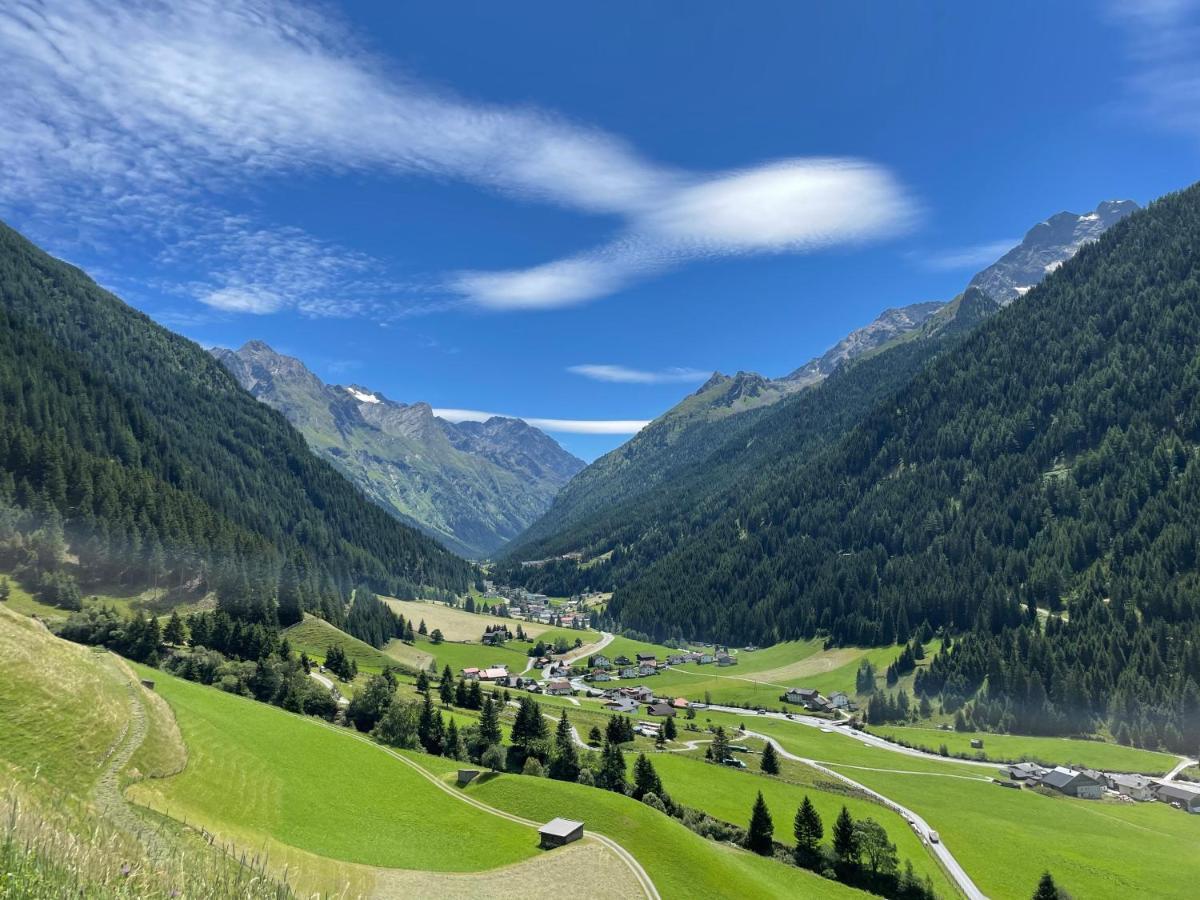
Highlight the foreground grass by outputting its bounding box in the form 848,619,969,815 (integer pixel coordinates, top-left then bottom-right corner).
870,724,1179,775
443,759,865,900
129,665,539,873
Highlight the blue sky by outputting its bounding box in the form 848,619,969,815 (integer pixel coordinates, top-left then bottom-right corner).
2,1,1199,460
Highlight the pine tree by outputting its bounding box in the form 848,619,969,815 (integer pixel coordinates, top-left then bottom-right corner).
1033,872,1062,900
710,726,729,763
439,664,455,704
444,718,466,760
479,695,502,747
417,691,445,755
760,741,780,775
599,741,627,793
163,610,187,646
833,806,860,868
548,710,581,782
746,791,774,855
663,716,677,741
632,753,663,801
416,669,429,693
793,795,823,864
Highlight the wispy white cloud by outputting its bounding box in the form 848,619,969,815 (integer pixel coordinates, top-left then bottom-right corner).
567,364,710,385
434,409,648,435
0,0,918,316
1109,0,1200,142
454,159,918,309
917,238,1018,271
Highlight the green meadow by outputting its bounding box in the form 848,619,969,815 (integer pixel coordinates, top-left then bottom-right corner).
648,749,955,898
284,613,409,673
128,664,539,873
453,759,865,900
871,724,1179,775
822,761,1200,900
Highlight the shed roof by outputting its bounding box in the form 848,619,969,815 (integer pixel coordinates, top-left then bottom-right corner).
539,817,584,838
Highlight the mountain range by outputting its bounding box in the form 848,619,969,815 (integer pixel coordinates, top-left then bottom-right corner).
502,199,1139,570
212,342,584,559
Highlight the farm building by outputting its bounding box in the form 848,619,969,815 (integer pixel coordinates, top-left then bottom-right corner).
539,818,584,849
461,667,481,680
716,653,738,667
828,691,850,710
1155,783,1200,813
545,679,573,696
604,698,640,715
1041,767,1104,799
646,702,677,717
1002,762,1050,782
636,652,657,664
480,666,509,681
784,687,822,708
1107,774,1155,801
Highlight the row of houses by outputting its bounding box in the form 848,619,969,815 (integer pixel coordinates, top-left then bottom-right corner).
600,685,692,718
1002,763,1200,811
783,687,853,713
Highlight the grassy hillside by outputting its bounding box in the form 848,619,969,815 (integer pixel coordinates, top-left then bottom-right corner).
284,613,409,674
128,665,538,873
383,596,572,641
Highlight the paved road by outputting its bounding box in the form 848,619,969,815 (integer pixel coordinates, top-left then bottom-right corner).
743,729,987,900
541,630,614,681
1161,756,1198,783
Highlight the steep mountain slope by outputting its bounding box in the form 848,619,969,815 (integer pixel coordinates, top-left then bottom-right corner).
213,342,582,558
0,220,472,606
608,184,1200,747
504,200,1137,573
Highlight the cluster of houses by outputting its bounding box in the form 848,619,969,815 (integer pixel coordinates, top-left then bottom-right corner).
583,648,739,684
598,684,693,718
783,687,854,714
461,664,510,682
484,583,592,630
1000,762,1200,812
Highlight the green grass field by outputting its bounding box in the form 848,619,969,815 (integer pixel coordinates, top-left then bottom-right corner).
822,761,1200,900
449,759,864,900
284,614,408,674
648,749,955,898
871,724,1179,775
383,596,600,644
128,664,540,873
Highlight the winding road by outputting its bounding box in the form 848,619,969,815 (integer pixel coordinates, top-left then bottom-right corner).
742,729,987,900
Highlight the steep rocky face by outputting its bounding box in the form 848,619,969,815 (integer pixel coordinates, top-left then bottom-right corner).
779,300,946,389
212,342,583,559
967,200,1139,304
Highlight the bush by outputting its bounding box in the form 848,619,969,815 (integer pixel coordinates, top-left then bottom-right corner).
521,756,544,777
481,744,507,772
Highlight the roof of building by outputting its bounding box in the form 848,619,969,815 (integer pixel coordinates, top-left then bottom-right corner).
1156,783,1200,804
788,687,819,698
539,818,584,838
1042,766,1098,789
1109,773,1153,789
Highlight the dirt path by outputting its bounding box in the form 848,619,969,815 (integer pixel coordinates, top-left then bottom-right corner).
92,660,168,860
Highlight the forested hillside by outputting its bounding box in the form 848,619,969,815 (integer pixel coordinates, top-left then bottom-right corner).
214,341,582,559
0,221,473,619
610,185,1200,749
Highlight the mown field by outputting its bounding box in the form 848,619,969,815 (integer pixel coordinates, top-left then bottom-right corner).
648,748,955,898
445,757,865,900
128,664,540,873
384,596,598,643
284,613,410,674
698,708,1200,899
870,723,1179,775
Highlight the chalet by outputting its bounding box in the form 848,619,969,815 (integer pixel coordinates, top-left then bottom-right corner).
1155,783,1200,813
667,654,687,666
636,653,657,664
1041,767,1104,799
461,667,481,680
619,666,638,679
538,818,584,849
545,679,573,696
638,664,658,677
613,655,632,666
481,631,506,646
592,655,612,669
589,671,612,682
1107,773,1155,801
684,652,704,664
828,691,851,710
479,666,509,681
646,702,678,717
622,685,654,702
716,653,738,667
698,654,715,665
604,698,640,715
1003,762,1049,782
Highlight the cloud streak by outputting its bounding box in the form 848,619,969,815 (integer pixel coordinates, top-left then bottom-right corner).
567,364,710,385
918,239,1019,271
0,0,917,315
1109,0,1200,143
434,409,648,435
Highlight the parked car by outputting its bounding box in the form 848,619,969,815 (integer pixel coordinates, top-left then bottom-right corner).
928,831,940,844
